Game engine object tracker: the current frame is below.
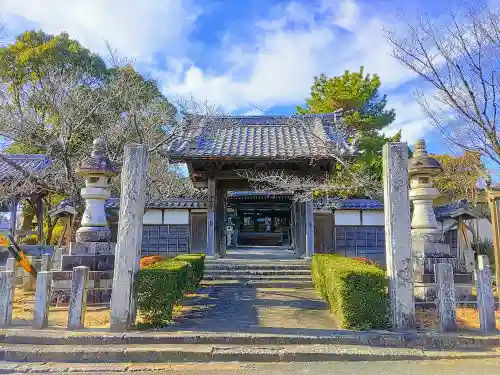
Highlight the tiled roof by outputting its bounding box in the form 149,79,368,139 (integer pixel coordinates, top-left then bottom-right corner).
434,200,481,220
105,197,207,209
314,198,383,210
0,154,51,180
169,113,349,159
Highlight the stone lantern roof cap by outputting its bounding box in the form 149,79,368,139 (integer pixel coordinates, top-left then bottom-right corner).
75,138,118,177
408,139,442,177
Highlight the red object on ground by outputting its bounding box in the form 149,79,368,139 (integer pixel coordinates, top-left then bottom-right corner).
140,255,166,268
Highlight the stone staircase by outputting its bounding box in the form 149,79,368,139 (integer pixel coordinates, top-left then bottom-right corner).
202,259,313,288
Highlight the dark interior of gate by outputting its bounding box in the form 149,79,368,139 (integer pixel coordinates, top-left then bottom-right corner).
227,192,292,247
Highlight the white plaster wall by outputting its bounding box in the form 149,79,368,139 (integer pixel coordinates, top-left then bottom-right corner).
163,209,189,225
334,210,361,225
143,209,163,225
362,211,384,226
476,218,493,241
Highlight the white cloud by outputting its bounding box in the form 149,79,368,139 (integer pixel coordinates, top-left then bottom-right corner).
0,0,201,61
1,0,432,143
161,0,422,142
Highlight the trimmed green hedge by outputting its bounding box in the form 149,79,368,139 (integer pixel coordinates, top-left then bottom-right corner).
137,260,191,327
174,254,206,286
312,254,389,330
136,254,207,328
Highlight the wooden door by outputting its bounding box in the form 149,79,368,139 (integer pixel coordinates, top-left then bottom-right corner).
190,212,207,253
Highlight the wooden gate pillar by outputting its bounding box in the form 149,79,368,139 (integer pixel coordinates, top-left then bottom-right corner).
206,178,217,257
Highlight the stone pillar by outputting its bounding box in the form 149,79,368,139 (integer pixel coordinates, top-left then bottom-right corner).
6,258,17,272
23,255,35,292
304,197,315,259
474,255,496,333
206,178,216,257
68,266,89,330
33,271,52,329
110,144,148,332
41,254,51,272
434,263,457,332
383,142,415,330
0,270,15,327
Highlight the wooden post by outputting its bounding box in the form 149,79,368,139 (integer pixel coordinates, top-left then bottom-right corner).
36,195,44,245
305,196,315,259
487,191,500,303
206,178,216,257
9,196,18,238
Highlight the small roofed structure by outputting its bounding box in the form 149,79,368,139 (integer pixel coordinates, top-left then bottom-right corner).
0,154,52,244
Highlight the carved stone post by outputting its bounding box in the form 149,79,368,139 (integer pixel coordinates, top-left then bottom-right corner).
41,254,51,272
206,178,216,257
475,255,496,333
383,142,415,330
68,266,89,330
434,263,457,332
110,144,148,332
23,255,35,292
33,271,52,329
6,258,16,272
0,270,15,327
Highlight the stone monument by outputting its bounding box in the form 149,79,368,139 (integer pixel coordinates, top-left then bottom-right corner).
52,139,118,304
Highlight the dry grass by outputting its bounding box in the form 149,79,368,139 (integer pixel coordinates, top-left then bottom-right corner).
12,288,110,328
416,307,500,330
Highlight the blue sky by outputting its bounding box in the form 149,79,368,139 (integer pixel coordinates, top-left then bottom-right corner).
0,0,497,169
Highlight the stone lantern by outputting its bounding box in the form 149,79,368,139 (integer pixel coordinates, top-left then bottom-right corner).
75,138,118,244
53,138,118,305
408,139,442,242
408,139,450,282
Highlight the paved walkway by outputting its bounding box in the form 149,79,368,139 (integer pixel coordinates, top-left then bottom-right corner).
164,286,339,334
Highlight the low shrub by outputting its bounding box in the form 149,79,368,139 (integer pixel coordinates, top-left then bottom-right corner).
140,255,167,269
137,259,192,327
311,254,389,330
174,254,206,286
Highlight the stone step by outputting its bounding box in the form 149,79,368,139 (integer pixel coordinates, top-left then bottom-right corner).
201,279,314,288
204,269,311,276
205,264,310,271
0,343,467,364
203,274,312,281
1,329,500,348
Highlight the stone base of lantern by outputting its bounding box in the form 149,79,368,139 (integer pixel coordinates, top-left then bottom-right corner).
51,240,116,305
76,227,112,242
70,241,115,255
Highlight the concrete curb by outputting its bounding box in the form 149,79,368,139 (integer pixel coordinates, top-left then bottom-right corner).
0,344,499,367
1,329,500,349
